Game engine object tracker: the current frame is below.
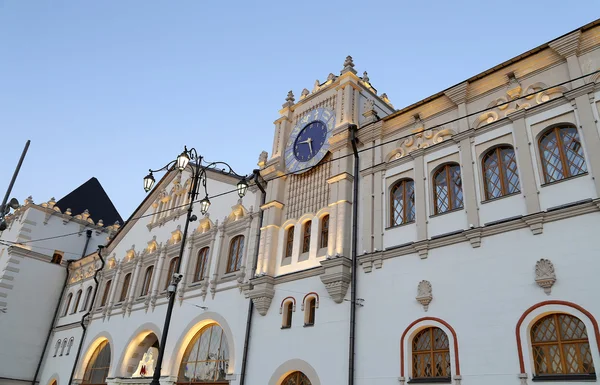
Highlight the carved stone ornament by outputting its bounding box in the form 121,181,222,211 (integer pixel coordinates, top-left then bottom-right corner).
320,257,352,304
246,275,275,316
535,259,556,295
416,280,433,312
387,126,456,161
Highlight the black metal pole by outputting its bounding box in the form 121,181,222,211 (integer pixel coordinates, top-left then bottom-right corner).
150,165,201,385
1,140,30,216
239,170,266,385
348,124,359,385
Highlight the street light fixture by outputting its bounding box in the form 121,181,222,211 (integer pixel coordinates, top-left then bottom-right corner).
143,145,253,385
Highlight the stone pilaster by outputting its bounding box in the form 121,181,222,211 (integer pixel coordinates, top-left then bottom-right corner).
454,132,480,229
549,31,583,88
411,150,428,242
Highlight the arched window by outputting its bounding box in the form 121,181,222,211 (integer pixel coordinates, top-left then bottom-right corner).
194,247,209,282
282,301,293,329
71,290,82,314
304,297,316,327
178,324,229,383
281,371,312,385
433,163,463,215
320,215,329,249
390,179,415,226
83,286,93,311
302,221,311,253
165,257,179,290
284,226,294,259
412,327,451,380
82,340,111,385
100,280,112,307
60,338,67,356
53,339,61,357
141,266,153,296
119,273,131,302
531,313,595,377
62,293,73,317
66,337,75,355
539,126,587,183
226,235,244,273
482,146,520,200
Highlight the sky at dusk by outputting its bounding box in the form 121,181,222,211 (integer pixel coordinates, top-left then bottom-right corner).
1,1,597,220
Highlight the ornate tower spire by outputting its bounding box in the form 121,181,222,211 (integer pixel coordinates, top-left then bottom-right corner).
282,90,295,108
341,55,356,75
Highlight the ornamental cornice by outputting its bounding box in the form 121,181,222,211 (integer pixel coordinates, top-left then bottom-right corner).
548,30,581,58
451,129,475,143
357,120,383,142
564,83,596,101
444,82,469,105
260,200,284,210
326,172,354,184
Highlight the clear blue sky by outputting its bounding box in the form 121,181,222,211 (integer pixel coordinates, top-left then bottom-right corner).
1,1,597,220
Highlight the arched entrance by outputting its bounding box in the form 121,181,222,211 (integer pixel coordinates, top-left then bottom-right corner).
129,333,159,377
82,340,111,384
281,371,312,385
176,323,230,384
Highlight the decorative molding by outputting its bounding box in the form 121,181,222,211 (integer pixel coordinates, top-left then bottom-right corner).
246,275,275,316
319,257,352,304
301,292,320,311
444,82,469,105
548,30,581,58
535,259,556,295
279,296,296,313
386,125,456,162
416,280,433,312
463,228,482,248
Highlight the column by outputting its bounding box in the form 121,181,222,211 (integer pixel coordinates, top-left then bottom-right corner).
128,255,143,302
412,150,428,241
150,248,167,297
508,110,541,213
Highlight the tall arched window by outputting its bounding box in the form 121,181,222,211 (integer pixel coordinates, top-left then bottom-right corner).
531,313,595,377
282,301,293,329
119,273,131,302
60,338,67,356
302,221,311,253
178,324,229,383
82,340,111,385
83,286,93,311
165,257,179,290
390,179,415,226
320,215,329,249
412,327,451,380
62,293,73,317
281,372,312,385
482,146,520,200
66,337,75,355
539,126,587,183
100,280,111,307
194,247,209,282
285,226,294,259
305,297,316,326
53,339,61,357
433,163,463,215
226,235,244,273
72,290,82,314
141,266,153,296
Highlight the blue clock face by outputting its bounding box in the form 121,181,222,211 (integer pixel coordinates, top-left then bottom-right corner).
293,121,328,162
284,108,335,174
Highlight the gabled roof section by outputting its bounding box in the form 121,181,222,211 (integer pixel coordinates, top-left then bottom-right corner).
56,177,123,225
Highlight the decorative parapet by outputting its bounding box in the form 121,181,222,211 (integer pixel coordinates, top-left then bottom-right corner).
535,259,556,295
245,274,275,316
319,256,352,304
416,280,433,312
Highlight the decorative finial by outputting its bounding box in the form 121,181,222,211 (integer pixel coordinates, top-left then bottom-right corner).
300,88,310,99
312,79,320,93
25,196,33,205
48,197,56,207
327,73,336,82
82,209,90,219
286,90,295,103
341,55,356,74
380,93,393,108
362,71,370,83
258,151,268,167
65,208,72,216
97,219,104,227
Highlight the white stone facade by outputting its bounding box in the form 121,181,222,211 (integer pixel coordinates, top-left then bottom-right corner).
3,19,600,385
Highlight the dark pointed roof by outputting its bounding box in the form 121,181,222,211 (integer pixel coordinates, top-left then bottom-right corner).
56,177,123,225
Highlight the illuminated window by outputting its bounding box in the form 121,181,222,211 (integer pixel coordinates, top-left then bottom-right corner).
82,340,111,385
304,297,316,326
282,301,293,329
281,372,311,385
178,324,229,383
140,266,153,296
539,126,587,183
119,273,131,302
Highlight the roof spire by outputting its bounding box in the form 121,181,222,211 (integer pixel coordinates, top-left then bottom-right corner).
282,90,295,108
341,55,356,75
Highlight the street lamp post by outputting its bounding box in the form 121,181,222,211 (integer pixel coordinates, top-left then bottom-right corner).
144,146,251,385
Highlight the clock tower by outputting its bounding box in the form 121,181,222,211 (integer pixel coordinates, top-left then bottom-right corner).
246,56,394,315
